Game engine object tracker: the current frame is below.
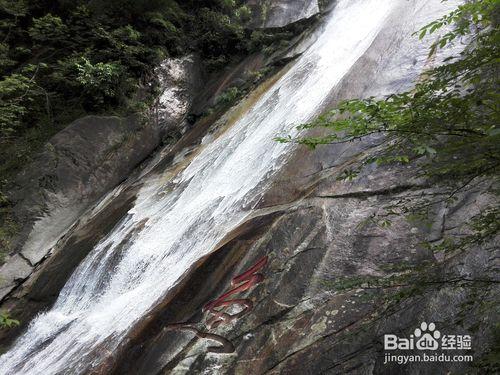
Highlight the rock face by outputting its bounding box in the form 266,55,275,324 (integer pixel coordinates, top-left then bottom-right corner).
152,55,203,138
0,255,32,299
11,116,158,264
0,54,203,302
104,2,500,369
0,46,293,348
246,0,320,28
112,142,498,375
0,116,159,299
0,181,139,347
0,0,316,305
0,1,497,373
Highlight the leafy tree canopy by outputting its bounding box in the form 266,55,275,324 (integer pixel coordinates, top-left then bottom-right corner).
0,0,256,253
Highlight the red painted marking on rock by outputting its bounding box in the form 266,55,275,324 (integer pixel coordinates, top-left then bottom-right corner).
203,256,268,328
168,256,268,354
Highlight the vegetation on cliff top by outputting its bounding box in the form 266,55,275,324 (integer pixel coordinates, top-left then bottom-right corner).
0,0,313,255
0,0,252,174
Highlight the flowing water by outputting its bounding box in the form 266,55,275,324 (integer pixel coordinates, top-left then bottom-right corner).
0,0,460,373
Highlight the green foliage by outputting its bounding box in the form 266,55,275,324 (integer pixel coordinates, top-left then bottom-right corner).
236,5,252,22
74,58,125,106
0,0,254,140
248,29,294,54
29,13,68,44
336,168,359,181
194,8,246,69
0,0,263,252
0,73,34,136
417,0,499,55
0,311,19,328
430,207,500,253
218,0,237,10
0,0,255,189
215,86,241,106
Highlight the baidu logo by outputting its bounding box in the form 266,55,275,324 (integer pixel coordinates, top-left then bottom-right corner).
384,322,471,352
383,322,473,365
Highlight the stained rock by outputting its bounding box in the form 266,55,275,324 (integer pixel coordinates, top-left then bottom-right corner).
246,0,320,29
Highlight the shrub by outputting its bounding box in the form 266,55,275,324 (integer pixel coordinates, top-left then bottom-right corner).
215,87,240,106
74,58,124,105
0,311,19,328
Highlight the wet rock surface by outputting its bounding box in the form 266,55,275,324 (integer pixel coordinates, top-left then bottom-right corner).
0,0,320,310
0,41,301,352
0,51,207,304
114,146,498,374
0,179,140,349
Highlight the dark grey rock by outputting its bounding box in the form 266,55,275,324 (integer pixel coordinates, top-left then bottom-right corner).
0,3,497,373
0,254,32,299
6,115,159,274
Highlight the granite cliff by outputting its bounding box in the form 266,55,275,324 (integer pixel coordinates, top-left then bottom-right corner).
0,1,497,374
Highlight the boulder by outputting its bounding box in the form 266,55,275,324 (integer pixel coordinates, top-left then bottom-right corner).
246,0,320,29
152,55,203,138
0,115,159,303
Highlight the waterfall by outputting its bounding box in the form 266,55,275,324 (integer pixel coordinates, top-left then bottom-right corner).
0,0,459,373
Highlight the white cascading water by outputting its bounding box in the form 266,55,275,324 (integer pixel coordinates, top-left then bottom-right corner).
0,0,460,373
